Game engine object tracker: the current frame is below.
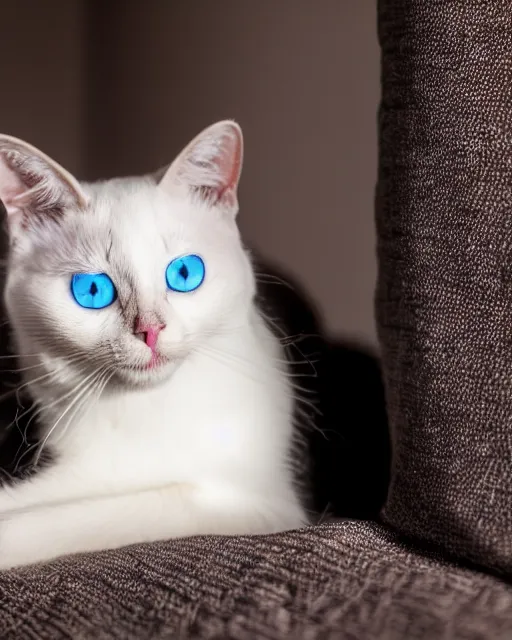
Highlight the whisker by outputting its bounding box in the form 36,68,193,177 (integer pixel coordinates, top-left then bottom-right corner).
199,342,317,386
196,340,323,428
8,364,109,472
0,353,47,361
279,333,321,346
7,359,114,437
53,366,115,448
0,353,112,403
2,358,87,374
193,345,272,388
258,309,320,379
29,364,115,468
254,272,295,291
34,366,115,463
195,343,321,423
0,348,98,362
10,400,36,448
0,369,67,404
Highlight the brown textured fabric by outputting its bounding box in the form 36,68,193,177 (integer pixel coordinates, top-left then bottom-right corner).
0,521,510,639
376,0,512,572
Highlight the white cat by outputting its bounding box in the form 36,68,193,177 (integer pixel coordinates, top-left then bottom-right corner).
0,121,307,569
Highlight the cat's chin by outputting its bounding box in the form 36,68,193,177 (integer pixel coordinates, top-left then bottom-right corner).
114,357,180,389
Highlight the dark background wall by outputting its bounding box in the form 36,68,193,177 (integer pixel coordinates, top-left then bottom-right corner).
0,2,86,174
0,1,379,346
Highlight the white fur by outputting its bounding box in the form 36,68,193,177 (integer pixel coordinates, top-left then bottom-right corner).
0,122,307,569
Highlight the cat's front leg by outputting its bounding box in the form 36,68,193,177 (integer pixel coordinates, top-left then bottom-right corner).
0,483,306,570
0,465,83,516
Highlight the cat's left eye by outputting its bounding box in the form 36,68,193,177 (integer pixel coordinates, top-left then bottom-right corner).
166,254,205,293
70,273,117,309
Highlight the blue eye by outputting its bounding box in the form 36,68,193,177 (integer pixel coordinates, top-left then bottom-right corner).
70,273,117,309
166,254,205,293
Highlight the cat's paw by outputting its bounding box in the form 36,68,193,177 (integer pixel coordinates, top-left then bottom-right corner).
0,512,54,570
0,487,21,515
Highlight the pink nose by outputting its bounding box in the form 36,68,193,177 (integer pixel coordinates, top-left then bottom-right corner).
134,318,166,351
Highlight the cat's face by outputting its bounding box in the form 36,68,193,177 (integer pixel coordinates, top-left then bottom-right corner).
0,121,254,388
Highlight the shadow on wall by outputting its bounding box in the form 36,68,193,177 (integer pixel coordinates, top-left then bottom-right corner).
255,255,390,521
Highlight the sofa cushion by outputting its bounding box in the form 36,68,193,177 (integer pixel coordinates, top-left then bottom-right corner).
377,0,512,572
0,522,511,639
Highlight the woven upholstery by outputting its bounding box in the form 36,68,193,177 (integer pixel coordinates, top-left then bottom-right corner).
1,522,511,639
377,0,512,574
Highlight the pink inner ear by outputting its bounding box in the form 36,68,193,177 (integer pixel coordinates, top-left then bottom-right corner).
216,131,242,196
0,155,27,216
184,127,242,209
158,122,243,214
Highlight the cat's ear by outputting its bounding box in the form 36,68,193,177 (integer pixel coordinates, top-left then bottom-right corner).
158,120,243,217
0,134,88,231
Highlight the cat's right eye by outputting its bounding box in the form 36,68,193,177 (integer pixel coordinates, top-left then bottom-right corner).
70,273,117,309
166,254,205,293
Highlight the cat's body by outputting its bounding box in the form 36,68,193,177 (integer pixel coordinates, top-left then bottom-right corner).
0,122,308,569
